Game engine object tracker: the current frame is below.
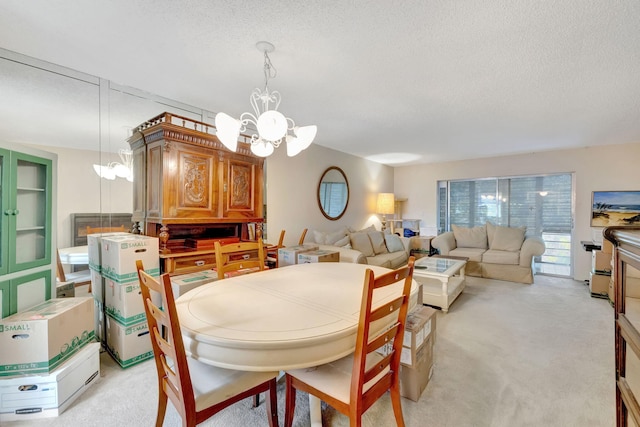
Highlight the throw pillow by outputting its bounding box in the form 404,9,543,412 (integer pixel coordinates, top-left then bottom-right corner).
334,235,350,247
368,231,388,255
312,227,348,245
385,233,405,253
350,232,375,257
491,225,526,252
452,224,487,249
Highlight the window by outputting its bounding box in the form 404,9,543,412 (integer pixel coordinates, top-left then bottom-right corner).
438,173,573,276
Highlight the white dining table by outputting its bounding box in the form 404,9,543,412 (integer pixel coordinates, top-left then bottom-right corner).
175,262,419,426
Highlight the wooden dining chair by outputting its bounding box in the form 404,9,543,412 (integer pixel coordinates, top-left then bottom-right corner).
284,257,416,427
214,238,266,280
86,224,126,235
135,260,279,427
298,228,308,245
56,249,91,288
266,230,286,268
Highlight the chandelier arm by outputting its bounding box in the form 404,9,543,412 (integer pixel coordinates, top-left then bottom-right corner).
286,117,296,131
239,112,258,133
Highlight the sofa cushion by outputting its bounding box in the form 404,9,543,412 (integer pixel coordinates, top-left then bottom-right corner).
368,231,388,255
482,249,520,265
384,233,405,253
490,226,526,252
313,227,349,245
367,251,408,269
449,247,485,263
452,225,487,249
350,232,375,257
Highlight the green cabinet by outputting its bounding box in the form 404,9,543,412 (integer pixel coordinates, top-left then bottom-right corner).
0,145,55,318
0,149,53,274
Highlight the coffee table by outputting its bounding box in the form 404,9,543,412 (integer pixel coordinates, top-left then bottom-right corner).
413,256,467,312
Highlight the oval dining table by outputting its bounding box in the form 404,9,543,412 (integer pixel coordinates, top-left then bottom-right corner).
175,262,419,426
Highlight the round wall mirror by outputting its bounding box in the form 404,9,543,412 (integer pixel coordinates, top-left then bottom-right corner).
317,166,349,220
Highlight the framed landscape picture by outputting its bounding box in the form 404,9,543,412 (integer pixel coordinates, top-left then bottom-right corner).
591,191,640,227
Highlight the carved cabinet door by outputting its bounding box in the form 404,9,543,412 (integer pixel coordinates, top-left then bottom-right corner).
222,157,262,219
163,142,219,219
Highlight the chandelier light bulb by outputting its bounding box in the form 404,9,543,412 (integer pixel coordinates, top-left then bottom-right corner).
257,110,287,142
250,139,275,157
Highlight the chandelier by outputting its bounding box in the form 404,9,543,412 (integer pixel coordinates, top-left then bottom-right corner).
92,149,133,182
215,41,317,157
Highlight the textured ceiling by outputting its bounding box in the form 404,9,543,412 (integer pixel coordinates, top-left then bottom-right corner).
1,0,639,165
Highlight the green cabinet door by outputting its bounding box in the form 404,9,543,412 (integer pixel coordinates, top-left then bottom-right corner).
9,270,51,316
0,279,9,318
0,148,8,275
8,152,52,272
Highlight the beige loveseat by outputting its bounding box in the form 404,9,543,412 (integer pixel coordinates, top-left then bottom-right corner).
302,226,410,269
430,223,546,284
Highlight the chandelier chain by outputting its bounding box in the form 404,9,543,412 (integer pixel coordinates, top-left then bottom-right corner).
263,51,277,90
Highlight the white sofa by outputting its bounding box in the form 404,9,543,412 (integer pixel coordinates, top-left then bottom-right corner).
430,222,546,284
302,226,411,269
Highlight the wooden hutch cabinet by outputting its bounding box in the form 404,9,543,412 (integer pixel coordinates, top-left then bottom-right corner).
128,112,264,274
604,227,640,427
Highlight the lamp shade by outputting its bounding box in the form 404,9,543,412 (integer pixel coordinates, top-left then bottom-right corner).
215,112,241,152
376,193,395,215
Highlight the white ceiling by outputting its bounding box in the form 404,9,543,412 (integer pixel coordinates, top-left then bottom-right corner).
1,0,639,166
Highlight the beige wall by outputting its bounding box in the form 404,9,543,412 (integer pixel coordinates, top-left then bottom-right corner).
394,141,640,281
265,143,395,247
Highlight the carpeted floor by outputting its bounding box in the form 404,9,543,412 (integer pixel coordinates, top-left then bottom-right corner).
3,275,614,426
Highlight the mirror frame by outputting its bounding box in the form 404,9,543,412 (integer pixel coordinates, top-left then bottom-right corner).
317,166,349,220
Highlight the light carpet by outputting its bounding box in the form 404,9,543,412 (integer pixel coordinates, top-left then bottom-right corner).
3,275,614,426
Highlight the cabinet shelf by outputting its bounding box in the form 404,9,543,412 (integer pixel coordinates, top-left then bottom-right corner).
17,187,46,192
16,226,46,232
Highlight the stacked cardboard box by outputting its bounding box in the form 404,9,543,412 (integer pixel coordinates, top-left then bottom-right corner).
399,306,437,401
98,234,159,368
277,244,319,267
377,305,437,401
0,298,94,377
0,342,100,422
297,249,339,264
170,270,218,298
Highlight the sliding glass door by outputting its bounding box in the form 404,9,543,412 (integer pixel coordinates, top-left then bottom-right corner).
438,173,574,277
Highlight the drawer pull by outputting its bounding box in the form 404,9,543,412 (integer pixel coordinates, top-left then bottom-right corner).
195,260,205,266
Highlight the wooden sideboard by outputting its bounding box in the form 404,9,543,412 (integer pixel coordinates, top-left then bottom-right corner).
604,227,640,426
128,112,265,274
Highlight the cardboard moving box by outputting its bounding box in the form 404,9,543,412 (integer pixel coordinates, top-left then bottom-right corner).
0,298,94,377
297,250,340,264
105,315,153,368
170,270,218,298
0,342,100,422
590,272,610,298
278,244,319,267
100,235,160,284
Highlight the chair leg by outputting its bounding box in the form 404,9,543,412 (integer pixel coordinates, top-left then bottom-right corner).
252,393,260,408
389,383,405,427
284,375,297,427
156,389,168,427
266,379,279,427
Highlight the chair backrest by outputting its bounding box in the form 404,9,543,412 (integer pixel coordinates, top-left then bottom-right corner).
136,260,196,420
298,229,308,245
55,249,66,282
276,229,286,247
214,238,266,280
351,256,415,415
86,224,126,235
